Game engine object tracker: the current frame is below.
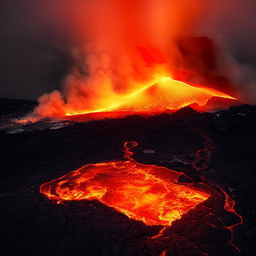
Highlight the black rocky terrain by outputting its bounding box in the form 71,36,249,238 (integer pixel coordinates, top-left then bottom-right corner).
0,99,255,256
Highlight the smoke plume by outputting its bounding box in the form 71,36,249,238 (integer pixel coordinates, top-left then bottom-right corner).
33,0,255,116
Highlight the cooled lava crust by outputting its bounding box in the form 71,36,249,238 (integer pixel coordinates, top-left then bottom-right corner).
0,99,255,256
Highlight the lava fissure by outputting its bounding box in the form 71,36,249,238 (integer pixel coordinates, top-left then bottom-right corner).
187,122,244,253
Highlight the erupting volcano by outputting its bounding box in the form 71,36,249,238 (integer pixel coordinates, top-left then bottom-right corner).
40,142,210,226
2,0,255,255
60,76,236,117
24,0,239,123
24,74,237,124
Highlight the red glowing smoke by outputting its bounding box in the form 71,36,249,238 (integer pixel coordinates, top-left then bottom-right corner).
30,0,239,119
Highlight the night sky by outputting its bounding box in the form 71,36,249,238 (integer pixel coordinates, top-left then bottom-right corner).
0,0,256,101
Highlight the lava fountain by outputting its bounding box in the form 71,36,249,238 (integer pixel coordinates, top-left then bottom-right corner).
40,141,210,226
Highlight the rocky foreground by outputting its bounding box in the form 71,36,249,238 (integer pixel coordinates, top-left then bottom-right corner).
0,99,255,256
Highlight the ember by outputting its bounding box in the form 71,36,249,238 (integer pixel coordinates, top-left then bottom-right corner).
40,141,209,226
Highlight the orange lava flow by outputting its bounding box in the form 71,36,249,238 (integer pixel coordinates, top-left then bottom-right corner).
63,77,236,117
16,76,237,124
14,117,40,124
40,142,210,226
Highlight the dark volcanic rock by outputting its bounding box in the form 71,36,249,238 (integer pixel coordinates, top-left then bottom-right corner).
0,99,255,256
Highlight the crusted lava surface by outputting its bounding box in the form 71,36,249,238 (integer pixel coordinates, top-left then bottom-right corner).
0,99,255,256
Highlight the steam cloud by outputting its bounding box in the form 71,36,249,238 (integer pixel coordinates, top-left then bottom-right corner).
33,0,255,116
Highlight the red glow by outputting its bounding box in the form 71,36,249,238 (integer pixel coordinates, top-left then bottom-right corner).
32,75,236,122
64,77,235,116
27,1,239,123
40,142,210,226
14,117,40,124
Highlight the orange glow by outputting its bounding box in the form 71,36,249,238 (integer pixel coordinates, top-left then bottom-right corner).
40,142,210,226
35,75,236,119
16,75,237,124
14,117,40,124
30,0,238,122
64,76,235,116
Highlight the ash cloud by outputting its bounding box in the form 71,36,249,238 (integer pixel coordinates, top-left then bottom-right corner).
35,0,208,116
0,0,256,105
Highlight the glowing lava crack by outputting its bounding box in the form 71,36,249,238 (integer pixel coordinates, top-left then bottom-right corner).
40,142,210,226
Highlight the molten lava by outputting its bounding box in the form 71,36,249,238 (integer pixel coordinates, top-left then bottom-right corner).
62,76,235,117
30,0,239,123
40,142,209,226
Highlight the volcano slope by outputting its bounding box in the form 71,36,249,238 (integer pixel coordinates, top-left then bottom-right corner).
0,99,255,256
